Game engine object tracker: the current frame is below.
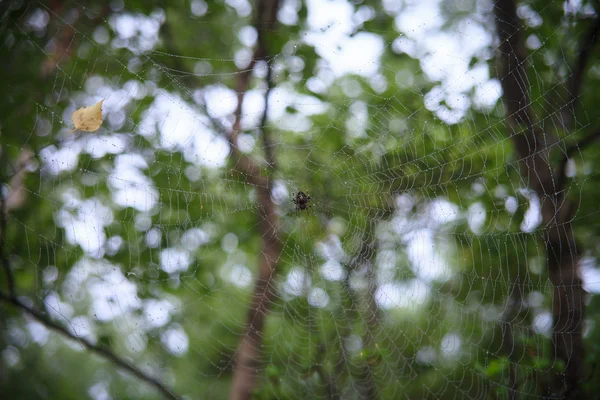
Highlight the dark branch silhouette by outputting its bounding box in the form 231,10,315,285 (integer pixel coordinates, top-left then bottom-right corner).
0,154,180,400
0,292,181,400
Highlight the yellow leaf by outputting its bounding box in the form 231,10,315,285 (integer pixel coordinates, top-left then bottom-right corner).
71,99,104,132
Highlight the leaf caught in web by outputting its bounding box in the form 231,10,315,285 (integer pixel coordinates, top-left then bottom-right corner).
71,99,104,132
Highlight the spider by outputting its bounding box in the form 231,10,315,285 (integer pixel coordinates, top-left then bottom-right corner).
292,191,311,212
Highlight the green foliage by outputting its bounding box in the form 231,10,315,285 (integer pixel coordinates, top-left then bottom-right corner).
1,1,600,399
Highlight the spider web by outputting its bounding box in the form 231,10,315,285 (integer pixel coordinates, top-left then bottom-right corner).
2,0,600,399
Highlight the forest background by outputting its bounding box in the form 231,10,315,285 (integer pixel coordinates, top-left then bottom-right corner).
2,0,600,399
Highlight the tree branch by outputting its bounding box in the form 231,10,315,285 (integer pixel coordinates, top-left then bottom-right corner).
565,16,600,126
0,148,180,398
0,292,181,400
161,5,282,398
159,12,269,188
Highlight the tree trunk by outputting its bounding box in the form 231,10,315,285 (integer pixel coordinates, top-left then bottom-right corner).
493,0,586,397
229,1,281,399
229,196,279,399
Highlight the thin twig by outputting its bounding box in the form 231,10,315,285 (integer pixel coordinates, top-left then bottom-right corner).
258,60,276,170
255,0,278,171
0,292,181,400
